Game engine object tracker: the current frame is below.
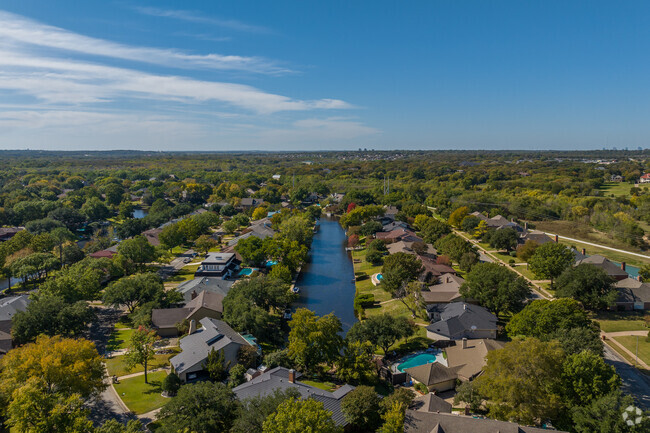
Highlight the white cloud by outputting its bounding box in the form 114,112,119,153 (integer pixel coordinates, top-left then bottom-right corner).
133,7,271,34
0,10,287,74
260,117,381,142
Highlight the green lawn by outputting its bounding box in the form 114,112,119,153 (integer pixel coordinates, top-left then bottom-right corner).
513,265,540,281
113,370,169,414
302,380,336,392
492,251,517,263
166,263,200,283
352,249,392,303
598,182,636,197
613,336,650,366
105,349,180,377
106,328,135,352
593,311,648,333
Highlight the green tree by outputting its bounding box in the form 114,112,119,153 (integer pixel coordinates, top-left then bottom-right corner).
124,327,159,383
157,382,241,433
97,419,144,433
562,350,620,407
434,234,475,263
486,228,519,251
506,298,593,339
268,263,292,284
116,235,157,274
380,388,414,413
161,373,181,397
158,223,183,251
460,262,531,316
236,236,267,266
341,385,381,431
223,220,239,234
81,197,110,221
231,388,301,433
516,240,539,262
453,380,483,412
287,309,343,373
206,348,230,382
639,264,650,282
377,402,405,433
262,398,342,433
570,391,650,433
380,252,423,295
103,273,174,313
194,234,218,255
104,184,125,207
448,206,469,228
336,340,375,384
527,242,574,287
346,313,413,355
228,363,247,388
555,264,617,310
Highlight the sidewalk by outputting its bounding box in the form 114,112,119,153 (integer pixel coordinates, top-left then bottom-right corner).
603,332,650,370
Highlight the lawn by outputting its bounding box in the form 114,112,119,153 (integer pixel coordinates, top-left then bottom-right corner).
113,370,169,415
593,311,648,333
302,379,336,392
612,335,650,366
106,328,135,352
598,182,636,197
352,249,391,303
166,263,200,283
513,265,540,281
491,251,517,263
105,349,180,377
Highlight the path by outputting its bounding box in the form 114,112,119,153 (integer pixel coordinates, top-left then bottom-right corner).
158,249,195,279
603,343,650,409
542,232,650,261
602,332,650,370
116,367,170,381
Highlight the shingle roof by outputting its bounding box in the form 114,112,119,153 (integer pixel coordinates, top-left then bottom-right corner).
405,362,459,386
0,295,30,322
233,367,354,426
404,411,567,433
615,278,650,304
412,393,453,413
425,303,497,339
445,339,504,380
151,307,192,329
576,255,628,278
176,277,234,301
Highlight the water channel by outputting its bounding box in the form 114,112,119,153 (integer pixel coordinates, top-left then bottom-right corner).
294,216,357,332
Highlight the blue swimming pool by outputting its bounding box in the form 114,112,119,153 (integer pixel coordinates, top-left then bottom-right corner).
397,352,444,372
377,273,383,280
239,268,254,276
266,260,278,267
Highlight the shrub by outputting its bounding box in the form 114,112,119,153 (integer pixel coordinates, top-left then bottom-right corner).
161,372,181,396
366,250,384,265
414,382,428,395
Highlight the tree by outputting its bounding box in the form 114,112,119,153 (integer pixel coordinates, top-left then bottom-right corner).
0,335,105,399
475,338,565,425
360,221,382,237
97,419,144,433
268,263,292,284
223,220,239,234
236,236,267,267
194,234,218,255
347,313,412,355
381,252,423,295
252,207,268,220
228,363,247,387
570,391,650,433
125,327,159,383
158,223,183,251
448,206,469,228
377,402,405,433
380,388,414,413
232,388,301,433
341,386,381,431
393,281,426,318
81,197,110,221
12,294,95,345
161,372,181,396
366,250,383,266
48,207,85,231
460,215,482,233
262,398,342,433
287,309,343,373
453,380,483,412
506,299,593,339
206,348,230,382
157,382,241,433
460,262,531,316
434,234,475,263
336,340,375,384
279,215,313,245
562,350,620,407
348,234,359,248
486,228,519,251
527,242,574,287
43,257,117,302
639,264,650,282
417,217,451,244
238,344,259,369
473,220,489,238
116,235,157,274
551,326,604,356
556,264,616,310
103,272,175,313
516,240,539,262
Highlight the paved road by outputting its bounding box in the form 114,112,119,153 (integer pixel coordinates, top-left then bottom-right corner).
603,344,650,410
158,249,195,278
543,232,650,261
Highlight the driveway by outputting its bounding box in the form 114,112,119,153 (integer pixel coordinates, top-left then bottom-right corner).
158,249,195,279
603,344,650,409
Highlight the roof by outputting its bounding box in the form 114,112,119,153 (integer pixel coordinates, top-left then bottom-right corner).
142,228,162,246
615,278,650,304
405,362,459,386
520,231,552,245
0,227,24,239
419,257,456,279
384,205,399,216
177,277,234,300
170,318,250,374
575,255,628,278
404,411,567,433
201,252,235,265
233,367,354,426
470,212,489,221
425,303,497,340
240,198,263,207
382,221,409,231
152,307,192,329
228,224,275,247
412,393,453,413
376,228,421,242
422,274,466,304
0,295,30,322
445,339,504,380
387,241,416,255
486,215,510,227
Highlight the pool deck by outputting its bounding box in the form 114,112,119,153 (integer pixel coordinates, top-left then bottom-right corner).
393,348,448,372
371,273,381,286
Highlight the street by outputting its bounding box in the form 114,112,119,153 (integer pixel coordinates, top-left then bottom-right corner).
603,344,650,409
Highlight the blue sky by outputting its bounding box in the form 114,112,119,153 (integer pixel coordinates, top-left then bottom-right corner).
1,1,650,151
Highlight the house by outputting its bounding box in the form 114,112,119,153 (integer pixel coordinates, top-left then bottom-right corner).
404,411,567,433
610,174,624,182
152,291,224,337
0,227,24,242
239,198,263,210
382,220,410,232
176,277,234,303
233,367,355,427
89,244,119,259
519,230,553,245
227,221,275,247
640,173,650,184
142,228,162,247
194,252,240,279
170,317,254,382
0,295,30,357
575,255,628,281
271,174,281,180
419,257,457,283
405,338,504,392
376,228,422,243
614,278,650,310
384,206,399,221
421,274,465,304
470,211,488,222
425,302,497,340
329,193,345,203
411,393,452,413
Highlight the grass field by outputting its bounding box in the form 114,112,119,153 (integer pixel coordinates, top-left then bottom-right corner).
105,349,180,377
106,328,135,352
598,182,636,197
352,249,392,303
593,311,648,333
113,370,169,414
302,380,336,391
613,335,650,366
166,263,200,283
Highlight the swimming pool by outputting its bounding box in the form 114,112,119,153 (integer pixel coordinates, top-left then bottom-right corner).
397,351,445,372
377,273,383,281
266,260,278,267
239,268,254,276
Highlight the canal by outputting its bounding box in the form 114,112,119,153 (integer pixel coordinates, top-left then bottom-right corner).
294,216,357,332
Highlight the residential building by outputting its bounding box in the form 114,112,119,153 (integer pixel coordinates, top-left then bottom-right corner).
425,302,497,340
421,274,465,304
0,295,30,358
233,367,355,427
89,244,119,259
419,257,457,283
404,411,567,433
614,278,650,310
142,228,162,247
227,221,275,247
194,252,240,279
176,277,234,303
376,228,422,243
239,198,263,210
640,173,650,183
0,227,24,242
575,255,628,281
411,393,452,413
151,291,223,337
170,317,254,382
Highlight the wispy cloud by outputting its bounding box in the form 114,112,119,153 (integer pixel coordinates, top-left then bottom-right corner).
260,117,381,142
0,11,286,74
133,6,271,34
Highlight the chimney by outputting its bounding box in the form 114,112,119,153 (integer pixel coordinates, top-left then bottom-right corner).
554,234,559,243
188,319,196,335
524,222,528,230
288,369,295,383
462,338,467,349
191,290,197,300
581,248,586,256
621,262,626,271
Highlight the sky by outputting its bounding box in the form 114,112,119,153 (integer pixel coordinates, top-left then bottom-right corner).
1,0,650,151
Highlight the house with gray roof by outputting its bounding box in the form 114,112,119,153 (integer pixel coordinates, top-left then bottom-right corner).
194,252,240,279
152,291,224,337
422,274,466,304
575,254,628,281
411,393,452,414
425,302,497,340
0,295,30,357
233,367,355,427
176,277,234,303
239,198,264,210
170,317,253,382
615,278,650,310
0,227,24,242
227,222,275,247
404,411,567,433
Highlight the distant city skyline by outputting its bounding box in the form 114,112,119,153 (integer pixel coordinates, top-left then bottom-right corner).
1,1,650,151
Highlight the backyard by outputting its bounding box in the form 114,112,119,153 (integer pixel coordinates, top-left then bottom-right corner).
594,311,649,333
105,349,180,377
113,370,170,415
